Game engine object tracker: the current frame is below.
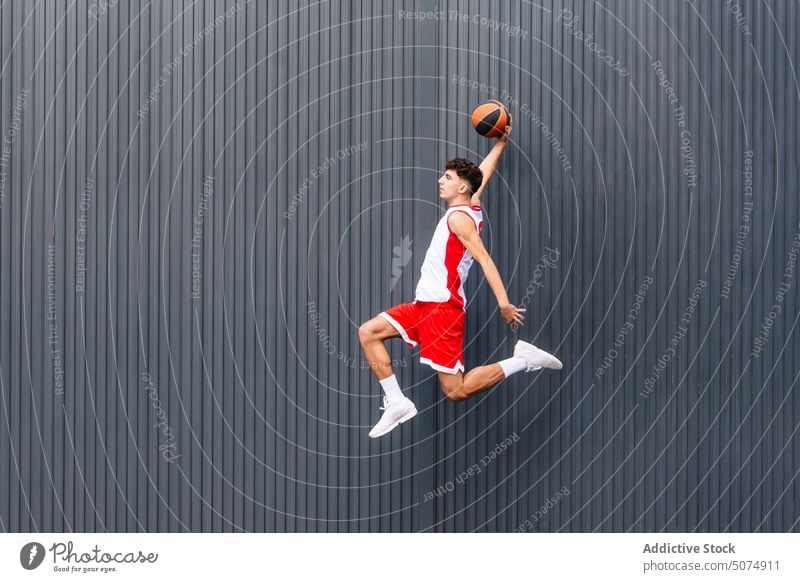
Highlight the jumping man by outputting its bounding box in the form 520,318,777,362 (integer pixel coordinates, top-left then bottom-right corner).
358,117,563,438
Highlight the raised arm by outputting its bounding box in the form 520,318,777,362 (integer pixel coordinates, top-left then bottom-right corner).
448,212,525,327
471,113,513,206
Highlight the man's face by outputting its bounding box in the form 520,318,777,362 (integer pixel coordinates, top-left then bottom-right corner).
437,169,470,201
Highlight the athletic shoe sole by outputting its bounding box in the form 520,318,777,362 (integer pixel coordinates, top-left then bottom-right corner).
368,404,418,438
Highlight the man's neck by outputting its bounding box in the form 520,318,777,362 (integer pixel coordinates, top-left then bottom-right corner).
447,197,473,208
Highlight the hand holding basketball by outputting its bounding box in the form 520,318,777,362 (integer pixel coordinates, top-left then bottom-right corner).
498,113,513,143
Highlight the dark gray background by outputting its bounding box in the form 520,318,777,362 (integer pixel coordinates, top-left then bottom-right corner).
0,0,798,532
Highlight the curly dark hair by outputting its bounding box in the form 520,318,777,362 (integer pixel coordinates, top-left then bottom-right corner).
445,158,483,195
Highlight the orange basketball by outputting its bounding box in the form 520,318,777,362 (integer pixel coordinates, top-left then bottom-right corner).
471,100,509,138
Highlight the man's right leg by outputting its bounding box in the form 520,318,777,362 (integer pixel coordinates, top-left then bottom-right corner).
358,315,417,438
358,316,400,380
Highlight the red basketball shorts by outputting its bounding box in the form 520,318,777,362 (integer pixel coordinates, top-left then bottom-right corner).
379,301,465,374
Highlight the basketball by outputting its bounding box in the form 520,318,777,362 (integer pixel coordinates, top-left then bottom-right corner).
471,100,509,138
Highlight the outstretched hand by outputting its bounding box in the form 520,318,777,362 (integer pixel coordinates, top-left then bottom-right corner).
500,303,525,327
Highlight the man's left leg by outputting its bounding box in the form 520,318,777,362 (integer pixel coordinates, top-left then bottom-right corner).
437,364,510,401
437,342,564,401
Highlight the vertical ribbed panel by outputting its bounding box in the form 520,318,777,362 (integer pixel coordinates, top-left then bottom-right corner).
0,0,798,532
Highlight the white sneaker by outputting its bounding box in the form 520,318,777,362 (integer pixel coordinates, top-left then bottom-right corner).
368,396,417,438
514,340,563,372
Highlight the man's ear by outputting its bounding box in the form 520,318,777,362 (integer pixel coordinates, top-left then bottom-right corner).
458,180,470,194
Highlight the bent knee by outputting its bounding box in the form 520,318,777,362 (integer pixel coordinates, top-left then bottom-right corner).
440,380,467,401
358,322,374,343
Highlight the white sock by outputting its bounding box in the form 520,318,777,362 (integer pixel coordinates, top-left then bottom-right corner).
379,374,404,403
498,357,528,377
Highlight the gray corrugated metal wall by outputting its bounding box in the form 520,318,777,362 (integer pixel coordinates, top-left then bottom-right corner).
1,0,798,532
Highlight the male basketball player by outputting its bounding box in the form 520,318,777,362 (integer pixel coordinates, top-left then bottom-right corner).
358,117,563,438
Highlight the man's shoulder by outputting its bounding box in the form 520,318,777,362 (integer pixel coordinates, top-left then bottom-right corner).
447,209,479,236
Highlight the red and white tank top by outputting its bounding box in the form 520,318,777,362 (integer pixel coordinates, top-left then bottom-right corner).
414,204,483,310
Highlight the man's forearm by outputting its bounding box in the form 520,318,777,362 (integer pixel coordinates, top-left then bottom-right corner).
479,140,507,178
479,257,510,306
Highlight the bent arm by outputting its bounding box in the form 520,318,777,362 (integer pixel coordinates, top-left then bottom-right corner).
448,212,525,327
448,213,508,305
